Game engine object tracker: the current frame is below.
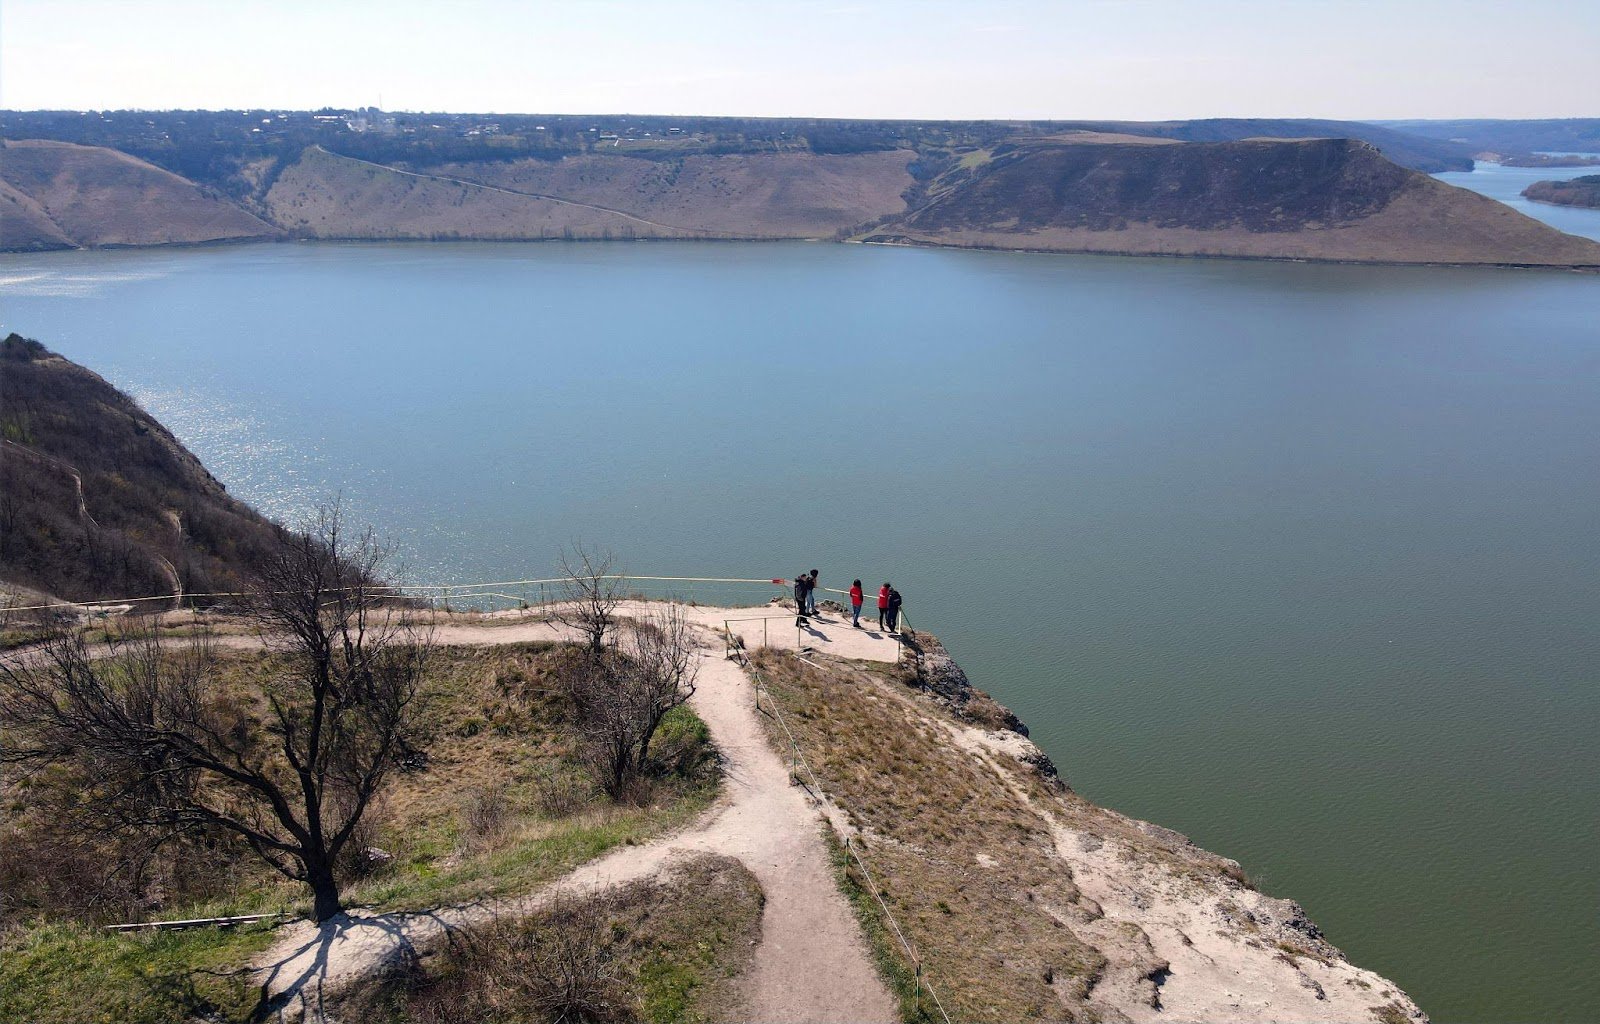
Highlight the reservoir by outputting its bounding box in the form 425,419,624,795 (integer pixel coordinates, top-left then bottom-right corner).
2,240,1596,1022
1435,158,1600,243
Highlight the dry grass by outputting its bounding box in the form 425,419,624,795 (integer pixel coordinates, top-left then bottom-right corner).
0,139,274,247
263,145,915,241
337,853,764,1024
334,642,719,910
749,649,1108,1022
0,641,719,1023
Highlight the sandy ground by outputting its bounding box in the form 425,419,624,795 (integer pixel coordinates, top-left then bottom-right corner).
941,711,1426,1023
255,605,900,1022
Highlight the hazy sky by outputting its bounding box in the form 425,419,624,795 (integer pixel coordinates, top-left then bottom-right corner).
2,0,1595,119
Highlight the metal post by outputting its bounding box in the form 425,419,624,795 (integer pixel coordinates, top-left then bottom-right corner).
763,619,768,649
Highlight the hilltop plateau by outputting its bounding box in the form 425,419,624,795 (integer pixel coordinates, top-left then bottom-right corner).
869,138,1600,267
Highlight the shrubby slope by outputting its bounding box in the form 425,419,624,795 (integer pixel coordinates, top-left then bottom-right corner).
0,334,286,604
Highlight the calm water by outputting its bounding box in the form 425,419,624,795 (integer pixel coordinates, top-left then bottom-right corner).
1436,158,1600,242
2,242,1597,1022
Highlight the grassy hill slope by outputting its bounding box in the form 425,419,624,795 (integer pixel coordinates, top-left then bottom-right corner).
0,139,275,249
264,145,705,240
265,145,914,240
429,148,915,238
870,138,1600,267
0,334,289,605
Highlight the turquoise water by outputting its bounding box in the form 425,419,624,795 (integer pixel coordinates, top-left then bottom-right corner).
2,241,1597,1022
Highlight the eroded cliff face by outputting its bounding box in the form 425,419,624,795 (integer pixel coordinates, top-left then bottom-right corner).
753,636,1427,1023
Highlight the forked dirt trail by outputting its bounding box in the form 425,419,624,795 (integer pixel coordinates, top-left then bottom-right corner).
256,606,899,1023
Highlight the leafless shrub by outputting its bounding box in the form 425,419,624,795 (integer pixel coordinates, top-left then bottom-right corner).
562,606,700,800
458,786,510,850
0,503,432,923
405,894,633,1024
534,764,594,818
551,543,624,659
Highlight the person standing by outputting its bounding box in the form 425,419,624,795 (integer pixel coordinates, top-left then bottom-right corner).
794,572,811,626
887,586,903,633
877,582,891,630
806,569,820,615
849,579,864,628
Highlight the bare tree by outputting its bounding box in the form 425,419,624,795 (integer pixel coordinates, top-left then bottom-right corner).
0,506,430,923
551,543,624,658
563,605,700,799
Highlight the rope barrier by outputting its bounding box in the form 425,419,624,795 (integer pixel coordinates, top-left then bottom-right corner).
0,573,805,614
742,655,953,1024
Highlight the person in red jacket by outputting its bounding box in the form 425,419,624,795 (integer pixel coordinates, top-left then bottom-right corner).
849,579,864,628
877,583,891,631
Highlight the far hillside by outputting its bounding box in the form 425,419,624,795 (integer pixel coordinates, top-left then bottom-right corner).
7,110,1600,266
0,333,287,606
0,139,275,250
1523,175,1600,209
868,138,1600,267
1374,118,1600,160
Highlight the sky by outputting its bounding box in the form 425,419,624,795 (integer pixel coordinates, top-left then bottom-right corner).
2,0,1596,120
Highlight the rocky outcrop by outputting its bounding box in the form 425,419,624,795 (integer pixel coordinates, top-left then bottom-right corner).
788,634,1430,1023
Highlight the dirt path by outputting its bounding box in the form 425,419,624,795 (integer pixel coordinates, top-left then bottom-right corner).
256,607,899,1023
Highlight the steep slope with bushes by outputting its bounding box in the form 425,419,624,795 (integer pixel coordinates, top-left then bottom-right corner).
0,334,285,605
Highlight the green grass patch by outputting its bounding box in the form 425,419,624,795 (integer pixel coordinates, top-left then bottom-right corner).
0,921,276,1024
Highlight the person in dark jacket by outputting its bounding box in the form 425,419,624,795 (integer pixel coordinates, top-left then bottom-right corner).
887,587,903,633
849,579,864,628
806,569,820,615
794,573,810,625
877,583,891,631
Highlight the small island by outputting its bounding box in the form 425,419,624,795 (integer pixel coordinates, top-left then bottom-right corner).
1497,153,1600,168
1522,175,1600,209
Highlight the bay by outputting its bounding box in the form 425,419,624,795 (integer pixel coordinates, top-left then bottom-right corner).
1,240,1596,1022
1436,157,1600,242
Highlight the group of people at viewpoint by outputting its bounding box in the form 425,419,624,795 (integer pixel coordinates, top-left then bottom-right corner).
792,570,903,633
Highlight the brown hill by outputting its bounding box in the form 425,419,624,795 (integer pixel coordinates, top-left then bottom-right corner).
427,149,916,237
0,334,288,606
264,145,913,240
869,138,1600,267
5,132,1597,267
0,178,75,250
0,139,275,249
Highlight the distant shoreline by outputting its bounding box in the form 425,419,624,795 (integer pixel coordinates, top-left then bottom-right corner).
8,232,1600,275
